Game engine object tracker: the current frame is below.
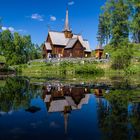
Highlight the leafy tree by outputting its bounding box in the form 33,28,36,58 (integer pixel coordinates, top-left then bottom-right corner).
129,0,140,43
0,30,15,65
0,30,41,65
99,0,130,47
97,15,106,45
98,1,112,45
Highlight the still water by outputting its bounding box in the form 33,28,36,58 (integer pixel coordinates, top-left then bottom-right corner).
0,77,140,140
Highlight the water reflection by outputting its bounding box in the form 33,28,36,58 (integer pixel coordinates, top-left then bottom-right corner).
96,89,140,140
42,85,91,134
0,77,140,140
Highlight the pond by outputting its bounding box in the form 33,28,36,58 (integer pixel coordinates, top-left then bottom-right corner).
0,76,140,140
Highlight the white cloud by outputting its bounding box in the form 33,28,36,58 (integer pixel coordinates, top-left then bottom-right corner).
50,15,56,21
1,26,15,32
8,27,15,32
17,29,27,33
1,26,7,31
68,1,75,6
31,13,44,21
1,26,26,33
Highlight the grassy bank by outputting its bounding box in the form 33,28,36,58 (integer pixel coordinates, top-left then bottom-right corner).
14,61,104,77
7,42,140,77
12,57,140,79
99,44,140,75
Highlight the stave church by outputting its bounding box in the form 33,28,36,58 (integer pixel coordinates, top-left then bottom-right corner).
43,8,92,58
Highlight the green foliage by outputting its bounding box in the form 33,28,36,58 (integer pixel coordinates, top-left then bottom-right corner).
0,77,36,112
28,61,47,66
98,0,140,47
59,61,74,74
0,30,41,65
129,0,140,43
20,61,104,76
100,89,140,140
75,64,104,75
0,65,15,73
0,55,6,63
111,47,133,70
97,15,107,45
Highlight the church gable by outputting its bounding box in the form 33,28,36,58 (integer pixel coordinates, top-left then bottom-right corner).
64,39,86,57
72,40,86,56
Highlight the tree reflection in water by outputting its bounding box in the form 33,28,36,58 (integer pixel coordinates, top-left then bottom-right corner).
96,89,140,140
0,77,42,115
0,77,30,114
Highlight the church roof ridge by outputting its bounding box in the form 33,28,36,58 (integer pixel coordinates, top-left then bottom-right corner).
49,30,63,33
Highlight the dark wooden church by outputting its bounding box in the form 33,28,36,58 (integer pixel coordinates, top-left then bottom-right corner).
43,8,92,58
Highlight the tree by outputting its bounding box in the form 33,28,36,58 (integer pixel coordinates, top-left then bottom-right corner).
98,1,112,45
0,30,41,65
97,15,106,45
129,0,140,43
0,30,15,64
98,0,130,47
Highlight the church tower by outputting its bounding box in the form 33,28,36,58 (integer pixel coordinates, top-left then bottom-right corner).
63,8,73,38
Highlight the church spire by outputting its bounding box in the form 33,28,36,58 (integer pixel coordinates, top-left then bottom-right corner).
63,7,73,38
64,7,70,31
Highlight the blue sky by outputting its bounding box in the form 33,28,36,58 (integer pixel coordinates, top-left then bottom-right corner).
0,0,106,49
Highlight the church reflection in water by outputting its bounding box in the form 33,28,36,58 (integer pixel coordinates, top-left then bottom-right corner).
42,84,91,133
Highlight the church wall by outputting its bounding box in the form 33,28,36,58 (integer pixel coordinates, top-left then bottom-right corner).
63,49,72,57
72,41,85,57
64,41,86,58
53,45,65,57
42,35,54,58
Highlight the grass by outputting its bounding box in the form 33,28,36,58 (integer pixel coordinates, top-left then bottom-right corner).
16,61,104,77
0,55,6,63
0,80,6,87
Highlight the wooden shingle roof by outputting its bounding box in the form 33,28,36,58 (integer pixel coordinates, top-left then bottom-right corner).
47,31,92,52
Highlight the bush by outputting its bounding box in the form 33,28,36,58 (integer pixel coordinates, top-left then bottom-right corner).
111,47,133,70
0,65,15,73
75,64,104,75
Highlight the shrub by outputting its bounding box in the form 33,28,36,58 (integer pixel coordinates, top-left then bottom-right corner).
111,47,133,70
75,64,104,75
0,65,15,73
